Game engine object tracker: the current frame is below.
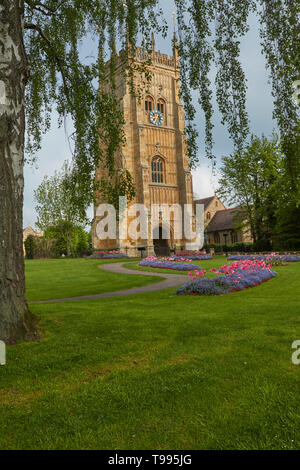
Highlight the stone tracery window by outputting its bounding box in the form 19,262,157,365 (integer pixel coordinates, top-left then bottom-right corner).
145,95,154,112
157,98,166,114
231,231,238,243
214,233,220,244
151,156,164,184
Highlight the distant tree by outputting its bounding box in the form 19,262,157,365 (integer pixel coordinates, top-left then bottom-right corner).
72,227,90,255
24,235,60,259
44,223,89,256
274,127,300,249
217,134,283,248
24,235,35,259
34,161,88,256
274,197,300,250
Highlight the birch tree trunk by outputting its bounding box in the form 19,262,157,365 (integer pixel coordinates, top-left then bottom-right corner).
0,0,37,343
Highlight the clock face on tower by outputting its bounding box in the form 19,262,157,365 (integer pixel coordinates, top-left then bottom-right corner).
150,109,164,126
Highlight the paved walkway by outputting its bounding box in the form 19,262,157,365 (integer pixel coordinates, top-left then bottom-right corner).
30,262,186,304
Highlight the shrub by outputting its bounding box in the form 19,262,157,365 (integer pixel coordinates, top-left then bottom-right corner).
25,236,60,259
173,250,212,260
204,242,254,253
71,227,90,256
44,223,91,257
172,255,213,260
34,237,61,258
176,250,207,256
24,235,35,259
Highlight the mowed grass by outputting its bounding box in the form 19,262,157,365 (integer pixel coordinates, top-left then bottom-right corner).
25,258,161,301
1,258,300,449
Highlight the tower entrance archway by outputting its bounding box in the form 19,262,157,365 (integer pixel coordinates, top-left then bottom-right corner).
153,225,171,257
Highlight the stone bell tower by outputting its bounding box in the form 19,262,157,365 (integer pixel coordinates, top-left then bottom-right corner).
93,35,195,257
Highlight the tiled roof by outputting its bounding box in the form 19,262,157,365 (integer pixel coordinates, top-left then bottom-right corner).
206,206,244,232
194,196,215,210
23,226,42,240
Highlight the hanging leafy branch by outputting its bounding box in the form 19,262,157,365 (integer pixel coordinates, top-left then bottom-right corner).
213,0,255,151
24,0,164,213
259,0,300,187
174,0,255,163
174,0,298,187
23,0,299,203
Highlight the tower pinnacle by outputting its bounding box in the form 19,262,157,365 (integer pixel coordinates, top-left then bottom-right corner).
151,32,155,52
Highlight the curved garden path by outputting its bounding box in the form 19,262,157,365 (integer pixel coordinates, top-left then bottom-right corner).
30,262,186,304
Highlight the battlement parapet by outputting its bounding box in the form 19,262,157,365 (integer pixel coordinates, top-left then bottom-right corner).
135,47,176,68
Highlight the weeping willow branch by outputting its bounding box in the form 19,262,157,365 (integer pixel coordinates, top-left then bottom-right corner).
24,0,163,211
23,0,300,207
259,0,300,186
175,0,255,164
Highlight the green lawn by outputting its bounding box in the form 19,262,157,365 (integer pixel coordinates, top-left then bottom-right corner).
25,258,161,301
1,258,300,449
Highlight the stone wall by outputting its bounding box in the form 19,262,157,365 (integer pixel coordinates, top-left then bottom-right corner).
93,41,195,257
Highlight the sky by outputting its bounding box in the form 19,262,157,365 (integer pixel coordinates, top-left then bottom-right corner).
23,0,277,229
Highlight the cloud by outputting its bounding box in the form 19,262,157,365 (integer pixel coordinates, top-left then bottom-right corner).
192,164,220,200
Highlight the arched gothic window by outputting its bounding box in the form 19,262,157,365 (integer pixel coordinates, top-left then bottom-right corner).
214,233,220,244
207,212,211,221
157,98,166,115
151,157,164,184
145,95,154,112
231,231,238,243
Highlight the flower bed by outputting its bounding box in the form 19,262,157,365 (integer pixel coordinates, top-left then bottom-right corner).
176,250,207,256
140,256,200,271
174,250,213,260
177,259,277,296
227,253,300,263
172,255,213,261
88,251,130,259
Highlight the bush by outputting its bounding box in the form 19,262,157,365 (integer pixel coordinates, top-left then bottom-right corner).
34,237,61,258
172,255,213,260
252,239,272,252
71,227,90,257
25,236,60,259
204,242,254,253
24,235,35,259
44,224,91,257
176,250,207,256
174,251,212,260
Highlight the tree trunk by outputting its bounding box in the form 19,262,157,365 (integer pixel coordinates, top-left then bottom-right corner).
0,0,38,343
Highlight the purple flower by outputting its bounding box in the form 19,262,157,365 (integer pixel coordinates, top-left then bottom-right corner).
140,257,200,271
176,266,277,296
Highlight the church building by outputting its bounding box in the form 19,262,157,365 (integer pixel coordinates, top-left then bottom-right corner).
92,36,196,257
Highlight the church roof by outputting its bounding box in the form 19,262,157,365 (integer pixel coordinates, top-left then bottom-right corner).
23,226,42,239
206,206,244,232
194,196,215,210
